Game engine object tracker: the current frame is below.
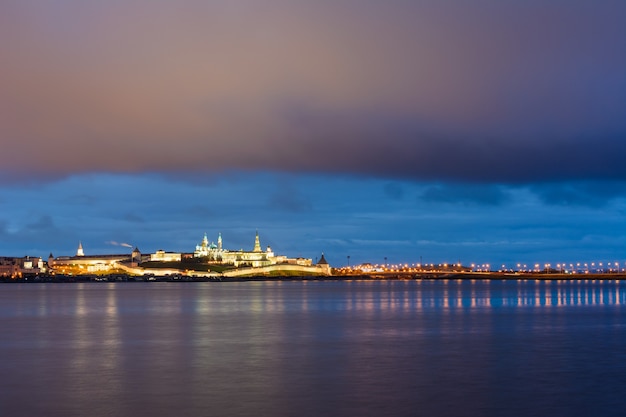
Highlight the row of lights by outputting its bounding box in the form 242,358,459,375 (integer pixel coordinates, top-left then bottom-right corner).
337,262,467,273
340,259,626,274
507,262,626,274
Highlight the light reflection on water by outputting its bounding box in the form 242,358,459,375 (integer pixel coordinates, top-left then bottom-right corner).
0,280,625,417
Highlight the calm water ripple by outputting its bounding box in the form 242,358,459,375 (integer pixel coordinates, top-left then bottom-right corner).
1,280,625,417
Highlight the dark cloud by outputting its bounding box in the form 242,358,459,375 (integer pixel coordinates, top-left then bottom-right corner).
420,184,511,206
0,1,624,184
530,181,626,207
268,188,312,213
14,215,69,248
25,215,57,232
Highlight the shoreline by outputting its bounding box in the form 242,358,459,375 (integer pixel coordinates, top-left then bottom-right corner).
3,272,626,283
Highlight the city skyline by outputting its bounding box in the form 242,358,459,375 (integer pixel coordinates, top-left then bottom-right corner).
1,1,624,267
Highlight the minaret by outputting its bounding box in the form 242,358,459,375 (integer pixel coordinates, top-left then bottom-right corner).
76,241,84,257
217,232,223,250
202,233,209,249
253,230,262,252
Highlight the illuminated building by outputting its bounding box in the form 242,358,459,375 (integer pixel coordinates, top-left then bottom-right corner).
47,235,331,276
194,231,313,268
0,256,46,278
150,250,182,262
49,242,135,273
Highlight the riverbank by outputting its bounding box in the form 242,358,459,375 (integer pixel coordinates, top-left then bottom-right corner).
3,271,626,283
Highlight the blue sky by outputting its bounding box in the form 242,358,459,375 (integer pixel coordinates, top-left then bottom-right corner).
0,1,624,267
0,173,624,268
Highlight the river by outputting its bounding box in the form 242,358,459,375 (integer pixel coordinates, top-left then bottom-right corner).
1,280,625,416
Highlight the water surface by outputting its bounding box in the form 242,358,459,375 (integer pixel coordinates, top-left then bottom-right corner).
1,280,625,417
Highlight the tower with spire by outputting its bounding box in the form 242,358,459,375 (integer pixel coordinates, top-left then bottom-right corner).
217,233,222,250
253,230,262,252
76,241,84,257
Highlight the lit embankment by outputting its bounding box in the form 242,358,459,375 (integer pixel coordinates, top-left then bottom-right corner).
334,266,626,280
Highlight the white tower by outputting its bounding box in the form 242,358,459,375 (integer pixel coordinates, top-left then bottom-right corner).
76,241,85,257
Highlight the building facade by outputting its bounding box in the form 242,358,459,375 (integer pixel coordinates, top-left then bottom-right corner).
150,250,182,262
49,243,133,274
0,256,46,278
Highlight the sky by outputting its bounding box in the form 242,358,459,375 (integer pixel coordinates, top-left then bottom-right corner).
1,0,625,268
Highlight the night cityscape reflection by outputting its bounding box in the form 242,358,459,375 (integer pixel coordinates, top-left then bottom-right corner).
2,281,626,417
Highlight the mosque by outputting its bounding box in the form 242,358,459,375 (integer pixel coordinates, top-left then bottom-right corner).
194,231,312,268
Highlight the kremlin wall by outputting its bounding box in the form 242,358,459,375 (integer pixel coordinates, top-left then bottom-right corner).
41,231,331,278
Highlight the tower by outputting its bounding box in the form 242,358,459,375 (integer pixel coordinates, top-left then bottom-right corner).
317,253,331,275
217,232,222,251
253,230,261,252
132,247,141,263
76,241,84,257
